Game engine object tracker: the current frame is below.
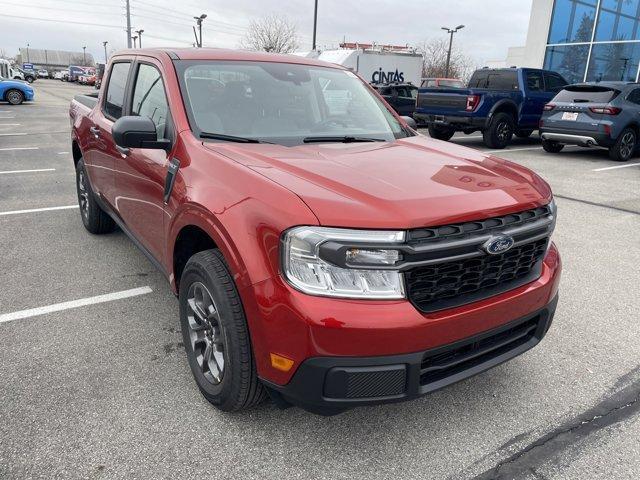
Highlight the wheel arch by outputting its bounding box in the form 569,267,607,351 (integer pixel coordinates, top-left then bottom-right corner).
489,100,519,123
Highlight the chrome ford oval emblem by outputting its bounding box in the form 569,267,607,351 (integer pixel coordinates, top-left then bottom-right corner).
483,236,515,255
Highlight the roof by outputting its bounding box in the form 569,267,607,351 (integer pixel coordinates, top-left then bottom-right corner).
116,47,343,69
569,81,639,89
18,48,95,67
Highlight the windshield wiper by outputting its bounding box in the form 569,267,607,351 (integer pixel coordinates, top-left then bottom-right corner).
303,136,386,144
200,132,264,143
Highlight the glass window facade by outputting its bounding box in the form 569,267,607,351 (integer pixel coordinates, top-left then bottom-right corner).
544,0,640,83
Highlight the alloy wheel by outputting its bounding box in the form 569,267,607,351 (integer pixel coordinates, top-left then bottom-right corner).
186,282,226,385
77,170,90,219
497,121,512,142
619,131,635,159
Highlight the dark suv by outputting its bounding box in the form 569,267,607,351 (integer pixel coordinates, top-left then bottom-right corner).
540,82,640,161
374,83,419,118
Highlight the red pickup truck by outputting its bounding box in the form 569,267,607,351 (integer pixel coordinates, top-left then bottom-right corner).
69,48,561,415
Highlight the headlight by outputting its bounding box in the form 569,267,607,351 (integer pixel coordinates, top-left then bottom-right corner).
281,226,406,299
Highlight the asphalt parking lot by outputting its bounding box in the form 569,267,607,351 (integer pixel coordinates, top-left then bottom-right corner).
1,81,639,480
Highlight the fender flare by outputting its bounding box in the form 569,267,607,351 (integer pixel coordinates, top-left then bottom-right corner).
485,99,520,129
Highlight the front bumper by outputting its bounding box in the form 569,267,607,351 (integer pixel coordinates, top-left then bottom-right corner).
24,90,35,101
265,295,558,414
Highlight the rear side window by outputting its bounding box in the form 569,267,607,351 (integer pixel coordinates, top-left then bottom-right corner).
438,79,464,88
468,72,489,88
553,87,619,103
131,64,170,139
104,62,131,120
627,89,640,105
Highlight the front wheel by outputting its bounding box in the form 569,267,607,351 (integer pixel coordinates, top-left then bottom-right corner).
542,140,564,153
179,249,266,412
5,89,24,105
428,125,455,141
483,113,515,149
609,128,637,162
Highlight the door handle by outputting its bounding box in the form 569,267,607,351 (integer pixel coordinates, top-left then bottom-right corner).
89,126,100,138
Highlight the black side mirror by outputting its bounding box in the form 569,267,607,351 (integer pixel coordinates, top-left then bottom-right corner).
401,116,418,130
112,116,171,152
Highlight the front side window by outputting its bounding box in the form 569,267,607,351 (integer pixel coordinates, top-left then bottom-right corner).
526,71,544,91
544,72,567,93
131,64,170,139
176,61,407,146
104,62,131,120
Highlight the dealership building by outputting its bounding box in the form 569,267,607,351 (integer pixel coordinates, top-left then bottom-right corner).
505,0,640,83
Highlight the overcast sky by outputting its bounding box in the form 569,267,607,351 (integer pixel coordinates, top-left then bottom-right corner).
0,0,533,65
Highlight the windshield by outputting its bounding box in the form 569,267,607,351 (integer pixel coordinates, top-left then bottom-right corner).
175,60,408,146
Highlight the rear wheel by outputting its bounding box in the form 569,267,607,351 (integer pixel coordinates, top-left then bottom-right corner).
515,129,534,138
5,89,24,105
428,125,455,141
483,112,515,149
75,159,116,234
542,140,564,153
179,249,266,412
609,128,637,162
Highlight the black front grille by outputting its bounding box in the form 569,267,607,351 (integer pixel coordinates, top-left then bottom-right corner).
406,238,548,312
420,316,541,386
408,205,551,244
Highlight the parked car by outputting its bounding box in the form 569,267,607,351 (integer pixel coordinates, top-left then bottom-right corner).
53,71,65,80
0,75,35,104
421,78,465,89
373,82,418,117
414,68,568,148
18,68,36,83
37,69,49,78
70,49,561,415
540,82,640,161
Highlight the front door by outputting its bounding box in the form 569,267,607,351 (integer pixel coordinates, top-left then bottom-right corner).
113,60,174,264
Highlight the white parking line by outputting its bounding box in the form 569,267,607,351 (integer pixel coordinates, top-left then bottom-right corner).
0,168,56,175
0,147,39,151
0,123,20,126
57,151,69,155
0,205,78,216
0,287,153,324
486,146,545,154
592,162,640,172
0,133,27,137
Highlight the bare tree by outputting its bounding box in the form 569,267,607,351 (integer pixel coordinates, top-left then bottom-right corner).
241,15,299,54
418,38,476,83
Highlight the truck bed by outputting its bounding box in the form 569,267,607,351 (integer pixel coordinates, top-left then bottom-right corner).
73,92,99,110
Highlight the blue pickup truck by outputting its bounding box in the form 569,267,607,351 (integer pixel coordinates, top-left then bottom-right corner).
414,68,568,148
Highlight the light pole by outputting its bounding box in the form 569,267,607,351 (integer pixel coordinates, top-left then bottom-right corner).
135,29,144,48
26,43,30,63
312,0,319,51
194,14,207,47
132,36,138,48
441,24,465,78
82,46,86,65
103,41,108,63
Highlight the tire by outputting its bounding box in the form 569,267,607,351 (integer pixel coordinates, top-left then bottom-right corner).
483,112,515,149
542,140,564,153
5,89,24,105
428,125,455,141
515,129,534,138
179,249,266,412
75,159,116,234
609,128,637,162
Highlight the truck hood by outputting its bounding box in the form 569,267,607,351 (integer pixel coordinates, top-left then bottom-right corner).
204,136,552,229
